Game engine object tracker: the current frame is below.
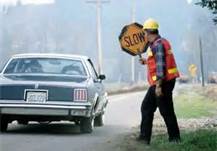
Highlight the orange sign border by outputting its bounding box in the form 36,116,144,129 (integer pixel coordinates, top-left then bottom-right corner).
119,22,147,56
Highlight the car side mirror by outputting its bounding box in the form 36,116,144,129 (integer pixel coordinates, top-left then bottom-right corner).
98,74,106,80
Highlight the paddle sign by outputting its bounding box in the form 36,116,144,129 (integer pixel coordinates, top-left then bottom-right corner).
119,23,148,56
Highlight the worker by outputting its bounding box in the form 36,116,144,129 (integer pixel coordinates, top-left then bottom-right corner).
138,18,181,144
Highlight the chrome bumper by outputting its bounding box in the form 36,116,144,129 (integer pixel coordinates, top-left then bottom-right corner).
0,100,92,117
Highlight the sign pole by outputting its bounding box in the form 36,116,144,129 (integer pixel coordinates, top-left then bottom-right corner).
86,0,109,74
118,24,147,82
199,36,205,87
96,0,103,74
131,0,136,82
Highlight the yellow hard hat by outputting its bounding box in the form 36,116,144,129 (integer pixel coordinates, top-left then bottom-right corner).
143,18,159,30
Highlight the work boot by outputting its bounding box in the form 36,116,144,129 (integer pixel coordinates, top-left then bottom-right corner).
169,138,181,144
136,135,144,141
136,135,150,145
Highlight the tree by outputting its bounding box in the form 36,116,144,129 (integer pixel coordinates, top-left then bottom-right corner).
197,0,217,23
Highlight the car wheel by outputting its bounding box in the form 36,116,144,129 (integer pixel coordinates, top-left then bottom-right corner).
80,117,94,133
94,113,104,127
0,115,8,132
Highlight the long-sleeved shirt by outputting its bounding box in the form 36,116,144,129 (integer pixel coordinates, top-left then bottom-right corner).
150,36,165,80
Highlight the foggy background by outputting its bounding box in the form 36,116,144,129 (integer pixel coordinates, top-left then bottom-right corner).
0,0,216,83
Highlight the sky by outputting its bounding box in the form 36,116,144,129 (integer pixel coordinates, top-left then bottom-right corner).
187,0,193,4
0,0,216,82
0,0,54,5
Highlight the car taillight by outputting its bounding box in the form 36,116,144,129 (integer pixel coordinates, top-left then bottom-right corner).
74,89,87,102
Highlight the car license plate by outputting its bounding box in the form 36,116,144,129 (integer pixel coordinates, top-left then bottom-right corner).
26,91,47,103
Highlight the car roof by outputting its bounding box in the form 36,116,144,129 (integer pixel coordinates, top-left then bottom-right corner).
12,53,90,60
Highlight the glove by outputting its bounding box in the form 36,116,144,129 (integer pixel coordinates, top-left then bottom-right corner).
155,79,163,97
155,86,163,97
139,58,147,65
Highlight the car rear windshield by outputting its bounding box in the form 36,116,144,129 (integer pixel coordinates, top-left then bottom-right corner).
3,58,87,76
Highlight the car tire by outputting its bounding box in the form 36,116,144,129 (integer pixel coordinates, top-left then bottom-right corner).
80,117,94,133
94,113,104,127
0,115,8,132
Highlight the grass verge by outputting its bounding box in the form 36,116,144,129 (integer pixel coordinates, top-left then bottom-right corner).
151,129,217,151
117,85,217,151
118,129,217,151
174,90,217,118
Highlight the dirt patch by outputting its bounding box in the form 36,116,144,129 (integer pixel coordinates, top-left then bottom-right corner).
202,85,217,102
108,110,217,151
153,108,217,132
104,84,217,151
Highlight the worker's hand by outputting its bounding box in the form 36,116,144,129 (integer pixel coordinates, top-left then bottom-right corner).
155,86,163,97
139,58,147,65
155,79,163,97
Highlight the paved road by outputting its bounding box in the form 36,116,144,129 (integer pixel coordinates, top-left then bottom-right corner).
0,91,145,151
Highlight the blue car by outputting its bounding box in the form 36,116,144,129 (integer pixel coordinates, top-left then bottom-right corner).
0,53,108,133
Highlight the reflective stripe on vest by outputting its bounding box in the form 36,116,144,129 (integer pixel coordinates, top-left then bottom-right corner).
151,67,178,81
147,47,153,57
168,67,178,74
152,76,157,81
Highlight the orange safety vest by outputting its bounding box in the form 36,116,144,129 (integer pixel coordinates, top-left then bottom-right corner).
146,38,180,86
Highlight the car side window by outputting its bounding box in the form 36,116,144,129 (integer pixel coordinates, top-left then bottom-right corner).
4,59,18,73
87,59,98,79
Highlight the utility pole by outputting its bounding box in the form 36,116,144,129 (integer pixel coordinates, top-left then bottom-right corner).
199,36,205,87
131,0,136,82
86,0,109,74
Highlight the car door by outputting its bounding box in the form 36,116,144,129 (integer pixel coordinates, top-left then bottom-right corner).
86,59,106,113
